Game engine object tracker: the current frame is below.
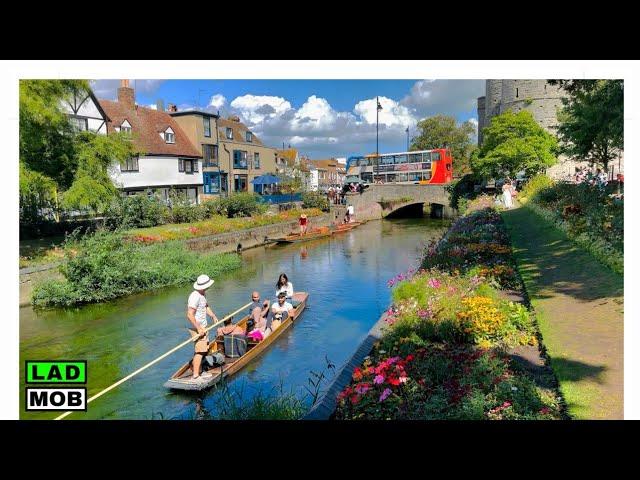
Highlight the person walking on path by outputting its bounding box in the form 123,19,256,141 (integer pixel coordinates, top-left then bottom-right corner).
502,180,513,209
186,274,219,380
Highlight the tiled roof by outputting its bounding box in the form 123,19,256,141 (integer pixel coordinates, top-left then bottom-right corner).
99,99,201,158
218,117,264,146
277,148,298,162
311,159,339,169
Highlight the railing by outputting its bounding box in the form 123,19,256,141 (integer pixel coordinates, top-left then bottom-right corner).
257,193,302,204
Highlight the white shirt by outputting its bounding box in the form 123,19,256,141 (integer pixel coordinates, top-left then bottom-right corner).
187,291,208,329
275,282,294,298
271,301,293,314
347,206,354,215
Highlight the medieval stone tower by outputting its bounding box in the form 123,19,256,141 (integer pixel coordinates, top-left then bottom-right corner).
477,79,566,145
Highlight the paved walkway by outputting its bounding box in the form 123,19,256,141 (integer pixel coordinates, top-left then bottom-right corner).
502,206,623,419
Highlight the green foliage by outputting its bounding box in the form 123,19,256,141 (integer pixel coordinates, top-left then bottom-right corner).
411,115,477,174
552,80,623,169
519,174,555,203
20,162,59,224
302,191,330,211
473,110,558,179
525,182,623,274
32,230,242,307
19,79,87,189
218,192,267,218
105,194,168,229
446,173,479,211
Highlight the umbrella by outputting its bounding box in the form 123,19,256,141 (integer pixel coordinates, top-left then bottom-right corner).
251,174,281,185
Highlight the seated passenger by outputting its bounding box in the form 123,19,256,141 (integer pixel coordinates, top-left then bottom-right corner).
217,318,245,337
265,292,293,338
247,291,270,333
275,273,294,299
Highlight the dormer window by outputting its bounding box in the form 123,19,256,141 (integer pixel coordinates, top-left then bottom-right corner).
164,127,175,144
226,127,233,140
120,120,132,135
246,131,253,142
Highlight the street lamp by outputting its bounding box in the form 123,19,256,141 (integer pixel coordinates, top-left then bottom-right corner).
376,96,382,180
406,126,410,151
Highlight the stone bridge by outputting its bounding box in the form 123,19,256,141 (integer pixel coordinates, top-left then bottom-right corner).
338,184,454,221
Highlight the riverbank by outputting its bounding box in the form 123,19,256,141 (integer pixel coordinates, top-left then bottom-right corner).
20,211,335,306
333,200,563,420
502,206,623,419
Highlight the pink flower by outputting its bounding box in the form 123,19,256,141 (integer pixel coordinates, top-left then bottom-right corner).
399,376,408,384
379,388,392,402
374,374,385,385
428,278,441,289
355,383,370,395
539,407,551,415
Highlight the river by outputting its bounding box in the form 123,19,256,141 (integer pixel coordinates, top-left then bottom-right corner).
19,217,447,419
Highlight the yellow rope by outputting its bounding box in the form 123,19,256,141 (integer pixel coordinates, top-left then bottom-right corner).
54,301,253,421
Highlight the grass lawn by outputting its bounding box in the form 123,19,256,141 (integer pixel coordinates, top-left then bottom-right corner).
502,206,623,419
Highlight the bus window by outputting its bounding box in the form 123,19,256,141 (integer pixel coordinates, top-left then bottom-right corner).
423,171,432,180
361,172,373,184
409,172,421,182
422,152,432,162
397,173,408,182
382,155,394,165
386,173,396,183
408,153,422,163
432,151,441,161
395,154,408,164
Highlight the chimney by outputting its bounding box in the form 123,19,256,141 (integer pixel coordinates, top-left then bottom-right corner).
228,114,240,122
156,99,165,112
167,103,177,112
117,79,135,110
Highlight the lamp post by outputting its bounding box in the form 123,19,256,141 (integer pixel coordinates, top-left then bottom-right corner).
406,126,410,151
376,96,382,180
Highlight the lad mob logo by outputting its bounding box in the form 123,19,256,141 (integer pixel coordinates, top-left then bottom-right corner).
25,361,87,411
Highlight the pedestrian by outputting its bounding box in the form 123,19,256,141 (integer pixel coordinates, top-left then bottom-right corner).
186,274,219,380
347,204,355,222
502,180,513,209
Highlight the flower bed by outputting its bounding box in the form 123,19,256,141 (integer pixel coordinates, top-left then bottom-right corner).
335,203,562,420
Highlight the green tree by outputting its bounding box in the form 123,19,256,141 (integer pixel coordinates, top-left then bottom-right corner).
472,110,558,179
19,80,137,219
548,80,623,170
62,131,137,213
411,115,476,175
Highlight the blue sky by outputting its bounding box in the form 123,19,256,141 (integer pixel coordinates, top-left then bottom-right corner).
92,79,485,158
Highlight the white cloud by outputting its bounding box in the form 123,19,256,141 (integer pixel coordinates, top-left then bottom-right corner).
146,104,158,110
209,94,226,109
401,80,485,119
353,96,414,127
229,94,292,123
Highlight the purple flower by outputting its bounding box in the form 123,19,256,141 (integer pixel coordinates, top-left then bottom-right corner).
355,384,370,395
379,388,392,402
374,374,385,385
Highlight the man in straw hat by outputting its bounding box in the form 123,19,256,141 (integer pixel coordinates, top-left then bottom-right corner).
299,213,308,235
187,274,219,379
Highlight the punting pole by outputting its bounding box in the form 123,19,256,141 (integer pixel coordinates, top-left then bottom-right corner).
54,301,253,420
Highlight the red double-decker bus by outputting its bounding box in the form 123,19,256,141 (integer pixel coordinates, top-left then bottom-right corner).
345,148,453,185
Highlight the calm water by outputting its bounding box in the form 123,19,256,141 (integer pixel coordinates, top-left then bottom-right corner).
19,218,447,419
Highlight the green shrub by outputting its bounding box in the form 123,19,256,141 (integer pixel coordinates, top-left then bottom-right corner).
219,192,267,218
32,230,242,307
302,191,329,212
105,194,168,229
519,174,555,203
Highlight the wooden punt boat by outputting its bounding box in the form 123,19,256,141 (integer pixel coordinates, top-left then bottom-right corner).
270,226,332,244
331,221,361,234
164,292,309,391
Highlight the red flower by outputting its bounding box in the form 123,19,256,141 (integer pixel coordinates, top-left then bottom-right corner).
405,354,415,362
387,377,401,386
350,395,360,405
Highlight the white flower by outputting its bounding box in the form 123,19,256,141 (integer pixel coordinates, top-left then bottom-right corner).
511,386,518,392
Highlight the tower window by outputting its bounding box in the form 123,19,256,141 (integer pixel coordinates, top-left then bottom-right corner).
516,88,519,98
